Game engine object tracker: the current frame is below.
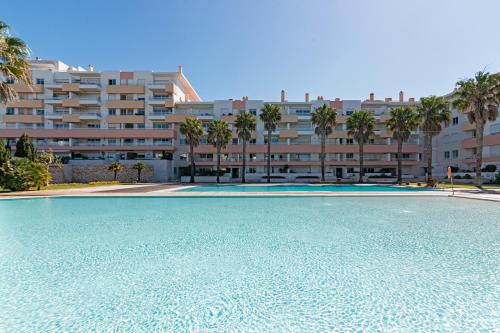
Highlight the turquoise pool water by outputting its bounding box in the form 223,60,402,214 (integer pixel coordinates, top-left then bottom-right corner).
0,197,498,331
177,184,432,192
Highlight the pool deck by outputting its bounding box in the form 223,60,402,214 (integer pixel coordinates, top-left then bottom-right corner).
1,183,500,202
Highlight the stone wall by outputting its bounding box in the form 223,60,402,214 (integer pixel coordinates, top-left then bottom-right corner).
49,164,154,183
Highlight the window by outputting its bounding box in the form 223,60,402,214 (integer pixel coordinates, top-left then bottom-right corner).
6,108,15,115
120,94,127,101
179,138,187,145
35,123,44,128
346,110,354,116
232,138,238,145
36,109,44,115
108,139,117,145
153,123,168,129
136,109,145,115
249,109,257,116
295,109,310,115
108,79,116,85
5,78,14,84
347,168,354,173
444,151,450,159
87,124,100,128
124,123,134,129
346,138,354,145
108,109,116,115
137,138,146,144
36,78,44,85
54,123,69,129
452,150,459,158
136,123,145,129
346,153,354,159
452,117,459,125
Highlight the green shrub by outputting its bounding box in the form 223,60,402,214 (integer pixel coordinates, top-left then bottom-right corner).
463,174,472,179
482,165,497,172
454,175,462,179
0,158,50,191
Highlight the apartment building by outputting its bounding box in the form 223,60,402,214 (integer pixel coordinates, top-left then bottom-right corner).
432,101,500,177
4,59,497,182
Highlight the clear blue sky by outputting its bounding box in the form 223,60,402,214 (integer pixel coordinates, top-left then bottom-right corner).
4,0,500,101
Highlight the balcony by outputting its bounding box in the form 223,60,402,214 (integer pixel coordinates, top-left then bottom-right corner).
6,99,44,108
107,115,145,124
105,99,145,109
106,85,145,94
2,115,44,123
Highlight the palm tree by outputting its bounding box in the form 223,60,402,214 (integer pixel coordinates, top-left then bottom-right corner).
0,21,32,103
180,117,204,183
452,71,500,186
235,112,256,183
132,162,146,182
207,120,232,183
311,104,337,181
108,161,124,181
346,110,376,183
259,104,281,183
416,96,450,185
387,107,421,183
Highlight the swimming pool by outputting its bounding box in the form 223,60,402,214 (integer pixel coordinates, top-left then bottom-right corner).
0,197,498,331
177,184,432,192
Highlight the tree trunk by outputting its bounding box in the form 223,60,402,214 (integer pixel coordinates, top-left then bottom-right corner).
114,170,117,181
359,143,364,183
320,136,326,182
138,170,141,182
242,140,246,183
475,120,484,187
397,139,403,183
216,145,221,184
189,143,195,183
425,133,433,185
267,130,271,183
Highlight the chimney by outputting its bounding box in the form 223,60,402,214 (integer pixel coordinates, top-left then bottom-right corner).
369,93,374,101
409,97,415,103
178,65,183,74
305,93,309,102
280,90,285,102
335,97,340,102
88,64,94,72
242,96,248,102
317,96,324,101
385,97,392,102
399,90,404,102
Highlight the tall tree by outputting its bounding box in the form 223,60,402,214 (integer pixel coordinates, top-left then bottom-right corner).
259,104,281,183
346,110,376,183
108,161,124,181
311,104,337,181
180,117,204,183
235,112,256,183
0,139,11,166
14,134,36,161
452,71,500,186
417,96,451,185
387,107,421,183
0,21,32,103
207,120,232,183
132,162,146,182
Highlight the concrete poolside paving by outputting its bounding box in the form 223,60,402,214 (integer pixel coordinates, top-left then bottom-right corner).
1,183,499,202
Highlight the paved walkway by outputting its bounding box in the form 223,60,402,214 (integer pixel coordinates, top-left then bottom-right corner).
1,183,499,202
